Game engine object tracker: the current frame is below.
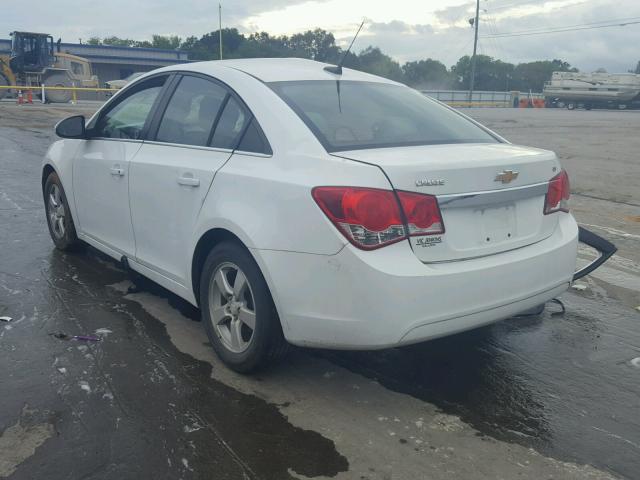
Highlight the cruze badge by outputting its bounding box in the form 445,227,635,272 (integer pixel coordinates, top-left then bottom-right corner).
494,170,519,184
415,178,445,187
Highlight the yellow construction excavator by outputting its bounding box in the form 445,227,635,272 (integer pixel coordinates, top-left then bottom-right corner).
0,31,98,103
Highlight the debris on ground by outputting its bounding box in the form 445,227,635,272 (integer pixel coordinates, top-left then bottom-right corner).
631,357,640,368
0,316,12,322
549,298,566,317
49,332,101,342
571,283,588,291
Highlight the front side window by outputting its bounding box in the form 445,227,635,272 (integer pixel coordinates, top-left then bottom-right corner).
155,76,227,147
93,76,166,139
269,80,498,152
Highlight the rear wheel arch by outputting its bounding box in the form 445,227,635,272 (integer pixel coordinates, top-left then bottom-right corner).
191,228,252,306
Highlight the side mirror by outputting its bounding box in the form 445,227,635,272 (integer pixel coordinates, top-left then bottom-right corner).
55,115,86,139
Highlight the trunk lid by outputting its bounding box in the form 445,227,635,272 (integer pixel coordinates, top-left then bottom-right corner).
333,143,561,262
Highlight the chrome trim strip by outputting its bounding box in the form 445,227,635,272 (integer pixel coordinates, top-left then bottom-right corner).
89,137,143,144
420,235,550,264
437,182,548,209
142,140,233,154
232,150,272,158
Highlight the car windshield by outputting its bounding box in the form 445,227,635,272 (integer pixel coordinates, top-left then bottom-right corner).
268,80,499,152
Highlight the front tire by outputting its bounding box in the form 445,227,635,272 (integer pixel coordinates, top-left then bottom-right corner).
199,242,288,373
44,172,80,250
44,74,72,103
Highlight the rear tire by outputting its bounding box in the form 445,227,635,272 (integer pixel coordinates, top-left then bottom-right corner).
44,74,72,103
199,242,289,373
44,172,80,250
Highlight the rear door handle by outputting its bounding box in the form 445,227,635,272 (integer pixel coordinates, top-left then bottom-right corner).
110,166,125,176
177,174,200,187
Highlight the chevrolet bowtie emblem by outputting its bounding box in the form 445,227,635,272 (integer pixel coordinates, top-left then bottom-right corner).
495,170,519,184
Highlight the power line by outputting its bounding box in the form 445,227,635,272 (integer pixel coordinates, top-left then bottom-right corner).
486,0,539,12
482,19,640,38
483,15,640,35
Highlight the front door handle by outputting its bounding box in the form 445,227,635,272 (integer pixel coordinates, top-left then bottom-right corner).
177,174,200,187
110,166,125,176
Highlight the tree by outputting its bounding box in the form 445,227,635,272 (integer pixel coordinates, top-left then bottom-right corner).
287,29,340,62
81,30,589,91
151,35,182,50
402,59,452,89
183,28,246,60
101,36,137,47
356,46,404,82
236,32,288,58
451,55,514,91
512,59,576,92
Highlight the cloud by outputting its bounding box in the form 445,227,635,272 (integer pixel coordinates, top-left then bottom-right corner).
0,0,321,41
1,0,637,73
347,0,640,72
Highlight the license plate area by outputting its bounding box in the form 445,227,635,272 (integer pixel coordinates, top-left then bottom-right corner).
477,203,517,245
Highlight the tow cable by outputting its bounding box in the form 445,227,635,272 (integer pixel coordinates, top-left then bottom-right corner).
518,226,617,317
573,226,617,282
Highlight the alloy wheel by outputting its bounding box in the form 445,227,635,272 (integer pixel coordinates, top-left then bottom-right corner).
208,262,257,353
48,184,66,239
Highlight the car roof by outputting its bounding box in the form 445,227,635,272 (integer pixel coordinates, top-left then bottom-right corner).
165,58,401,85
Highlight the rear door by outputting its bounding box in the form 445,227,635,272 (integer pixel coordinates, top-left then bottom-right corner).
73,74,168,257
129,73,252,285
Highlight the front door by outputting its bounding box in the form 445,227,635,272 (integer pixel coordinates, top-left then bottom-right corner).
73,75,168,257
129,74,251,285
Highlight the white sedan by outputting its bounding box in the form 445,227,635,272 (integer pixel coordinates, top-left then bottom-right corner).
43,58,578,372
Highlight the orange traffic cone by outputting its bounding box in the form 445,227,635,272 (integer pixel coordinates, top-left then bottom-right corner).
26,89,33,104
17,90,23,105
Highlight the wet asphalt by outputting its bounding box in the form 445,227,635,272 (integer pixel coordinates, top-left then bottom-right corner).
0,103,639,480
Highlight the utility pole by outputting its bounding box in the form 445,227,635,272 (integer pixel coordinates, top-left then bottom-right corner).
468,0,480,104
219,3,223,60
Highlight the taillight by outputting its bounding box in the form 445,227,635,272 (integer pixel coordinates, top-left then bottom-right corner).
397,191,445,236
312,186,444,250
544,170,570,214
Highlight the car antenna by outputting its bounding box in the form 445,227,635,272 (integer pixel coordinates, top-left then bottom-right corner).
324,18,366,75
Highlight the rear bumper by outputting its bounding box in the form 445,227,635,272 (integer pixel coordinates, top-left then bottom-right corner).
254,214,578,349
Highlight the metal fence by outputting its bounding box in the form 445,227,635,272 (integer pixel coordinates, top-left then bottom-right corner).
0,84,118,103
421,90,544,108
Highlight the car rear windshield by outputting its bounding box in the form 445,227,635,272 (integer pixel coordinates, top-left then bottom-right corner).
268,80,499,152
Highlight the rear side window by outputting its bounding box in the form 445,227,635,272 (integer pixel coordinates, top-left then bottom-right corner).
269,80,498,152
237,118,271,155
209,97,247,150
156,76,227,147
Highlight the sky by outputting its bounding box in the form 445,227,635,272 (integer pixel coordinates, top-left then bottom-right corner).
2,0,639,72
